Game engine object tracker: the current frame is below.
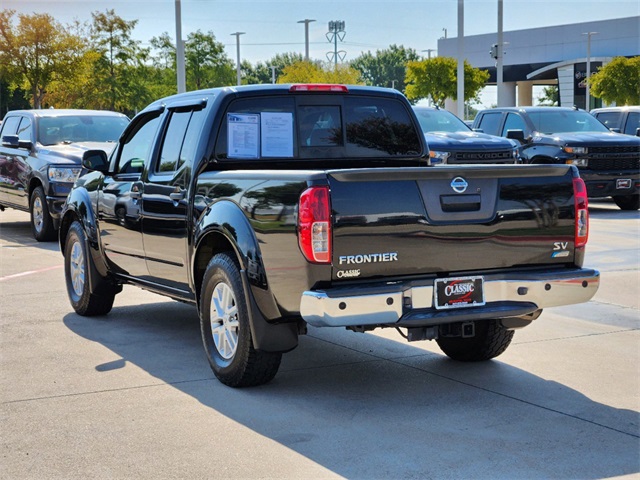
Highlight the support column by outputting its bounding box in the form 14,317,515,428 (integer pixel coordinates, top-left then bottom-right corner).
517,81,534,106
558,65,574,107
502,82,517,107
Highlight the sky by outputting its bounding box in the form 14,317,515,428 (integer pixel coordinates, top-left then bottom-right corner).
4,0,640,107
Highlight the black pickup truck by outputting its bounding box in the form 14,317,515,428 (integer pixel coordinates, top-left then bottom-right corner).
472,107,640,210
59,85,600,387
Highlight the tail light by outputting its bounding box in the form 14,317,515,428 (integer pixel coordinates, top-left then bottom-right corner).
573,177,589,248
298,186,331,263
289,84,348,93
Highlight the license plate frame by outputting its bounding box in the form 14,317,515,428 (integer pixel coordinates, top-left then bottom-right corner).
616,179,632,189
434,276,486,310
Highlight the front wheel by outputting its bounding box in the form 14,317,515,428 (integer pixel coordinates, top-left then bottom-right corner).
436,319,514,362
200,253,282,387
64,221,116,316
30,186,56,241
612,194,640,211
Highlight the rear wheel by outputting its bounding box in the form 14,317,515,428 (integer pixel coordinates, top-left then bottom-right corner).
612,194,640,211
200,253,282,387
64,221,116,316
30,186,56,241
436,319,514,361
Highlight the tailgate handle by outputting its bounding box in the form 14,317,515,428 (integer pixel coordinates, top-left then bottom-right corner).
440,194,481,212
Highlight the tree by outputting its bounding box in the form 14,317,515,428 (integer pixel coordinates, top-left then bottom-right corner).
405,57,489,107
243,52,304,85
278,61,362,84
350,44,420,93
590,56,640,106
184,30,235,90
0,10,86,108
537,85,559,106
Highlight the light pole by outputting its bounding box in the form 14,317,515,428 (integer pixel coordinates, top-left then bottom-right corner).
174,0,186,93
582,31,598,110
231,32,245,86
496,0,504,106
422,49,436,59
457,0,464,119
269,65,277,84
298,19,315,61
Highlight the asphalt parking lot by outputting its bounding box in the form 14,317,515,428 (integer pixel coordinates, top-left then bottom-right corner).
1,202,638,479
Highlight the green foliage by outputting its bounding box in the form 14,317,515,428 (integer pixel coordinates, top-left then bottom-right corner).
350,44,420,93
278,61,362,84
243,52,304,85
590,56,640,106
405,57,489,107
537,85,559,106
0,9,87,108
184,30,235,90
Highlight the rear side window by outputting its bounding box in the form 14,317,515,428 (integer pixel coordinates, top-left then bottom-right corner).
477,112,502,136
624,112,640,136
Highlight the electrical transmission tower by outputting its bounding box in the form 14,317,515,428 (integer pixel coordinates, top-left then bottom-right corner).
326,21,346,67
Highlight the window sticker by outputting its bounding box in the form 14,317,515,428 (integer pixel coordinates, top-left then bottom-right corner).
261,112,294,158
228,113,259,158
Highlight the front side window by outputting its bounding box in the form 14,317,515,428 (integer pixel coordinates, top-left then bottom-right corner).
477,112,502,136
0,116,21,137
17,118,32,142
116,115,161,175
593,112,622,130
624,112,640,136
502,113,527,136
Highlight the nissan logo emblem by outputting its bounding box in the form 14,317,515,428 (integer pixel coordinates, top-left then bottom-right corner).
451,177,468,193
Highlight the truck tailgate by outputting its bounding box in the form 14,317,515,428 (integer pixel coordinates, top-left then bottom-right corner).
328,165,578,280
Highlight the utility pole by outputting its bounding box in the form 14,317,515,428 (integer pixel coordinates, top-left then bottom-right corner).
269,66,277,84
582,31,598,110
496,0,504,106
230,32,245,86
326,21,346,67
298,19,315,61
174,0,186,93
422,49,436,59
457,0,464,119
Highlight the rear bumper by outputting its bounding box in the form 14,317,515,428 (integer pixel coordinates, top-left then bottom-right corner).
580,171,640,198
300,267,600,328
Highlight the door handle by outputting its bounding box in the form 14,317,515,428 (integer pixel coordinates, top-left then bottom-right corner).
129,183,142,200
169,190,185,202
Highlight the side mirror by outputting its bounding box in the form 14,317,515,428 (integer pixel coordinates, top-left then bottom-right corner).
506,129,526,143
2,135,19,148
609,127,621,133
82,149,109,173
636,128,640,137
2,135,33,150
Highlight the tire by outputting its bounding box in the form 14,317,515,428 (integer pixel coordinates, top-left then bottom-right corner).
200,253,282,387
64,221,116,316
30,186,56,241
612,194,640,211
436,319,514,362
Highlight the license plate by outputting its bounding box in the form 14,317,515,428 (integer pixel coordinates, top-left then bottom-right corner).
616,179,632,189
434,276,485,310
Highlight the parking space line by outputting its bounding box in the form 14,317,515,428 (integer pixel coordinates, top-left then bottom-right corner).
0,264,63,282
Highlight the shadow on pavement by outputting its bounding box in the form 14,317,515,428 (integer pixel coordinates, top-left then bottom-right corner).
63,300,640,479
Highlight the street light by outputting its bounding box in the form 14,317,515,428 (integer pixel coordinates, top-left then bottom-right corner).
298,19,316,61
230,32,245,86
421,49,436,59
582,31,598,110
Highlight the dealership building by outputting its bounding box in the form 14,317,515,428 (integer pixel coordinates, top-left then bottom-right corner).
437,16,639,109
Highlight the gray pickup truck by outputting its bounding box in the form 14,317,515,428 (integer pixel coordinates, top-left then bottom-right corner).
0,109,129,240
60,85,600,387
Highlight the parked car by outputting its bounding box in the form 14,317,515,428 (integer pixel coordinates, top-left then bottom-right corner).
60,84,599,387
472,106,640,210
590,106,640,136
413,106,520,164
0,109,129,240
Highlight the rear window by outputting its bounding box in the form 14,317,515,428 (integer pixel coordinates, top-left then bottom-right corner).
214,94,421,160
